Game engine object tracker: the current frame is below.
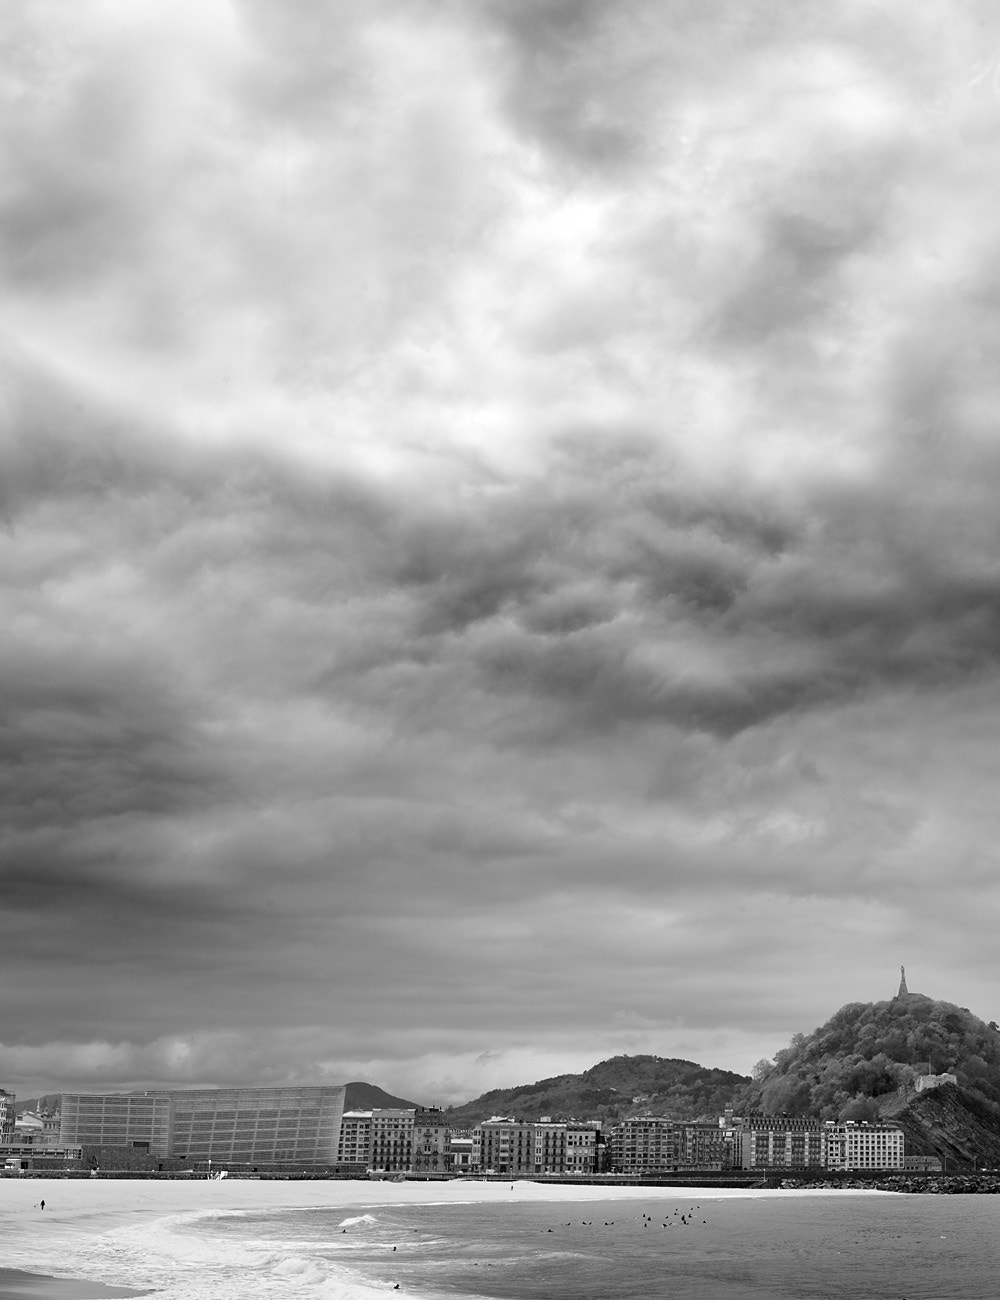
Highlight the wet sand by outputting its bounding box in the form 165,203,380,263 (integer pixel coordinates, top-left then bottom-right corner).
0,1269,148,1300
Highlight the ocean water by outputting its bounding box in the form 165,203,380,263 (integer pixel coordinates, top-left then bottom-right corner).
10,1191,1000,1300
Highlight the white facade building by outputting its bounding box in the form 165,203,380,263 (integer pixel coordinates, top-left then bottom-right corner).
824,1122,904,1170
336,1110,373,1170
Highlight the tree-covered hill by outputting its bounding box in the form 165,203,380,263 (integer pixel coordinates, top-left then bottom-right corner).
443,1055,749,1127
344,1081,417,1110
731,992,1000,1123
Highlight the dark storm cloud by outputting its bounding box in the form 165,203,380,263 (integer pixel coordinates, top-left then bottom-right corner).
343,434,1000,741
5,366,1000,1081
0,671,221,828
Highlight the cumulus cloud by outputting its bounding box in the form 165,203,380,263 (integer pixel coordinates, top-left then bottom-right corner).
3,0,1000,1100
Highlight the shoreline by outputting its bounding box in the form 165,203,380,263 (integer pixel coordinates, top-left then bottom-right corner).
0,1174,895,1242
0,1172,891,1213
0,1172,894,1239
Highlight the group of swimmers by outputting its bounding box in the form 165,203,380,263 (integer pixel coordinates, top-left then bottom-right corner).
538,1205,708,1231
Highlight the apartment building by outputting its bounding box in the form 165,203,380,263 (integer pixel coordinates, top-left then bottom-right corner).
336,1110,373,1172
412,1108,450,1174
825,1121,904,1171
533,1122,568,1174
678,1121,726,1170
723,1115,826,1170
369,1109,415,1172
464,1119,601,1176
721,1114,906,1171
0,1090,15,1145
475,1118,535,1176
449,1132,474,1173
604,1118,726,1174
606,1117,680,1174
565,1122,601,1174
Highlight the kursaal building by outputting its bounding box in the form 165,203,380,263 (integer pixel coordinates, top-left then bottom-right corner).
59,1085,348,1168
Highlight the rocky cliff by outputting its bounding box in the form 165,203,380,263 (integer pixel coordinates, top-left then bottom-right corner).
879,1082,1000,1167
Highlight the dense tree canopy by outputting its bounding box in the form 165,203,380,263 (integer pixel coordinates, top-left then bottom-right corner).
731,995,1000,1121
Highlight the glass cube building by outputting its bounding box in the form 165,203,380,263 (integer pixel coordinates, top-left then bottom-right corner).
59,1085,347,1167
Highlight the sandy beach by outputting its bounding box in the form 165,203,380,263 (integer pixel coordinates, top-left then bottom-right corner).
0,1177,891,1299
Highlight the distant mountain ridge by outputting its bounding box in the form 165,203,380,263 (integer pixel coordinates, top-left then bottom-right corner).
443,1055,750,1127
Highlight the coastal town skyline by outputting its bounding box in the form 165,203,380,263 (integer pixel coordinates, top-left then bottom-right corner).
5,0,1000,1104
4,1083,912,1178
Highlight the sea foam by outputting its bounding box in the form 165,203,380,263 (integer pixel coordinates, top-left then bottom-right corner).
22,1207,414,1300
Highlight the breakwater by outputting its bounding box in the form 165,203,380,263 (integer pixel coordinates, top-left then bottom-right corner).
775,1172,1000,1194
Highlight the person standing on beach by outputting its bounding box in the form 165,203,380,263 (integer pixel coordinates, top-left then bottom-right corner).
40,1200,45,1210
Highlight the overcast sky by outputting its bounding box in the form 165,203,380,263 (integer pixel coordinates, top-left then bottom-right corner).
3,0,1000,1106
